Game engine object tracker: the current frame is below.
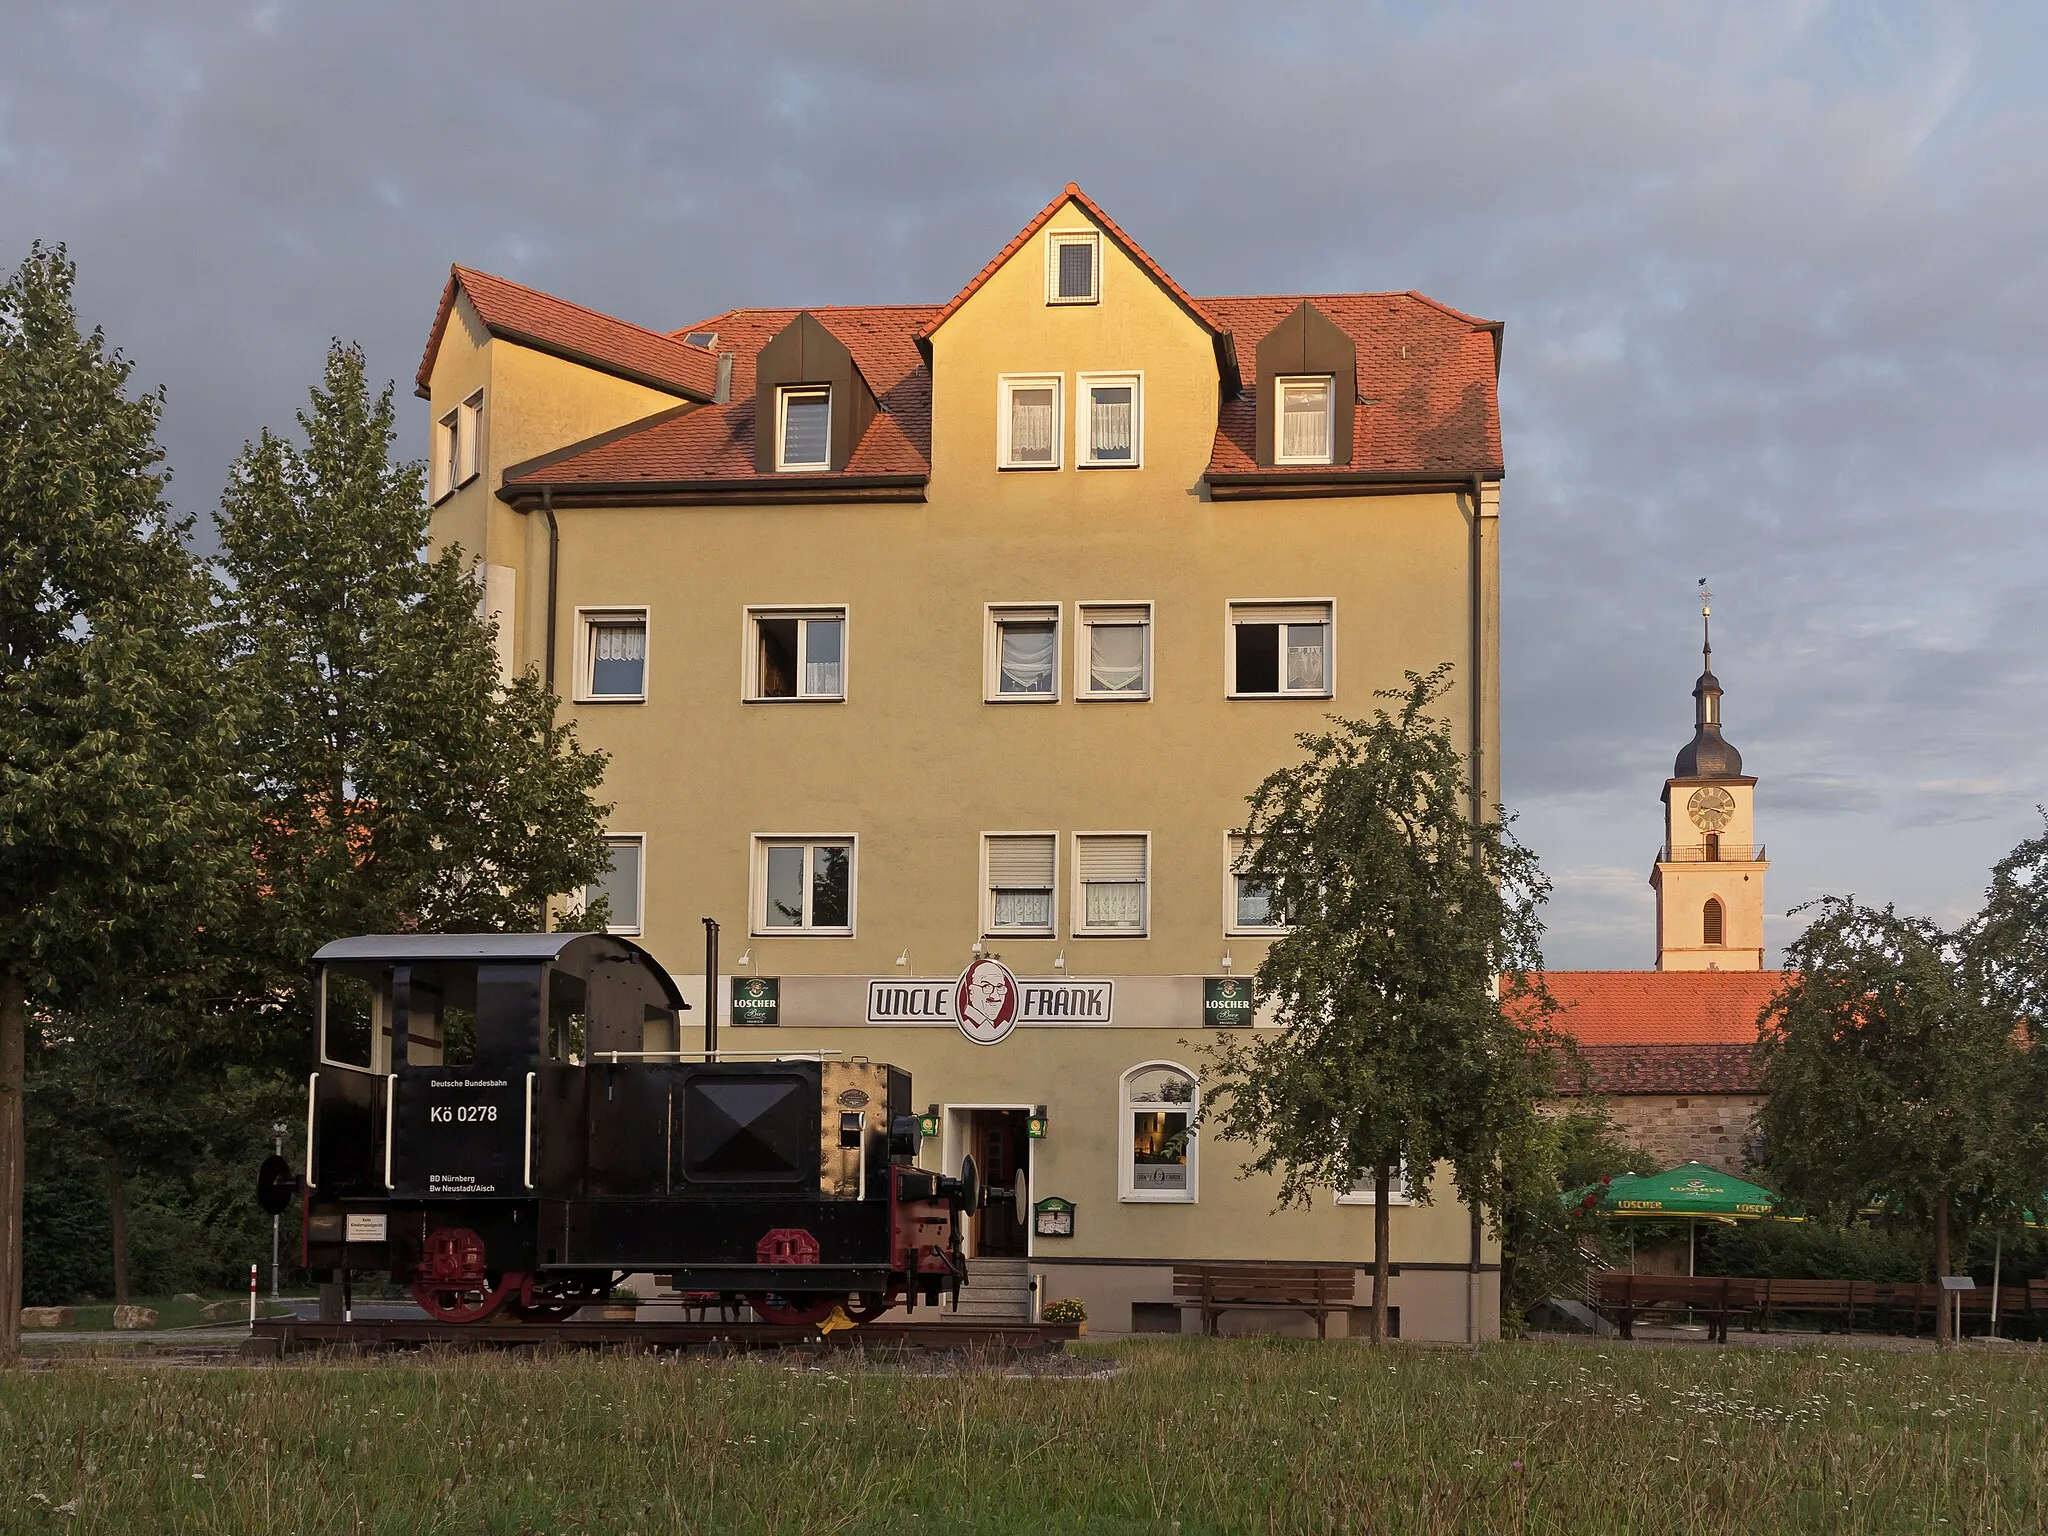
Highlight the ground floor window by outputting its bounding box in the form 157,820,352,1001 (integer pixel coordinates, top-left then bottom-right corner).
1335,1160,1414,1205
1121,1062,1197,1202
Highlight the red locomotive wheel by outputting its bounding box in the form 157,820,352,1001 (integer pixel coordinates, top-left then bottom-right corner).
412,1275,513,1324
747,1294,842,1327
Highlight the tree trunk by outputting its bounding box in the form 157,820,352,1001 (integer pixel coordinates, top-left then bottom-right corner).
1933,1195,1952,1347
0,968,25,1369
107,1163,130,1308
1371,1158,1393,1345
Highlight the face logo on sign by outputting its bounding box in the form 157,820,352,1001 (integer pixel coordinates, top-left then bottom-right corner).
955,958,1020,1045
742,978,767,999
1217,979,1239,999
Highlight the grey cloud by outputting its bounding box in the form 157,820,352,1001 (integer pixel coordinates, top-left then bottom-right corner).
3,0,2044,967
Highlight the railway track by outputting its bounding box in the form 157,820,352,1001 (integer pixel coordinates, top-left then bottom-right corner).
245,1315,1079,1357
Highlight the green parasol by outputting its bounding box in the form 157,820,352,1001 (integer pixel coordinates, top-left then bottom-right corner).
1576,1162,1777,1276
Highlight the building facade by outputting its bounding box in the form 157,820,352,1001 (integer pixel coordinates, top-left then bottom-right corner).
418,185,1507,1338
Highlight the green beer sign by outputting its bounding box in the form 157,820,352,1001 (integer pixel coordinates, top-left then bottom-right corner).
1203,976,1253,1026
731,975,779,1026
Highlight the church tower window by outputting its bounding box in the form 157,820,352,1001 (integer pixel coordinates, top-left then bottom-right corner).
1702,898,1725,947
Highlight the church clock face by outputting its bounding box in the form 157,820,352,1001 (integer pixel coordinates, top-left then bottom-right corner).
1687,786,1736,833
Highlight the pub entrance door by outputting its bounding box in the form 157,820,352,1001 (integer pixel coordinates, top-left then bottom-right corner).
966,1109,1030,1257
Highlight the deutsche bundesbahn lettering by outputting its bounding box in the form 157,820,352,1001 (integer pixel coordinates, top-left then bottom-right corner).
866,978,1114,1024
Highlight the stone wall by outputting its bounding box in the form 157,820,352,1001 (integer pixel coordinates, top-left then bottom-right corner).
1605,1093,1765,1174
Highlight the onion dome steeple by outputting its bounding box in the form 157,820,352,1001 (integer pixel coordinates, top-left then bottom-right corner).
1673,584,1743,779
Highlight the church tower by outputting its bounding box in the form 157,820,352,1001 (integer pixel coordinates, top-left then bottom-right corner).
1651,592,1767,970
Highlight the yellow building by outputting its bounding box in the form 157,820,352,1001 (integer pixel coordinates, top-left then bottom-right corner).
417,184,1507,1340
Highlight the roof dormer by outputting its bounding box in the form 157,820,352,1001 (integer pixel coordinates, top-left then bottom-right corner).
1252,300,1357,468
752,312,878,474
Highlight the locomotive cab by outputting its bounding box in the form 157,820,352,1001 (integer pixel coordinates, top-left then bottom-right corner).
276,933,971,1325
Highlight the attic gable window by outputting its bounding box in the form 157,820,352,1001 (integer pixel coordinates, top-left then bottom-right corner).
1274,377,1334,465
776,386,831,471
1047,231,1100,305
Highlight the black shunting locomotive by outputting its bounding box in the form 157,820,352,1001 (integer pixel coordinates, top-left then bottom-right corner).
256,933,976,1324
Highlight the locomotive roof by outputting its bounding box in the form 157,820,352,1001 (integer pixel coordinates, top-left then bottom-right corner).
312,932,687,1006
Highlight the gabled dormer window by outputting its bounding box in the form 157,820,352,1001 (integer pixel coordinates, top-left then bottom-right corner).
777,386,831,471
1047,231,1100,305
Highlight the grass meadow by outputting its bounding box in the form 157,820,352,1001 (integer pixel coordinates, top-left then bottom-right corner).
3,1337,2045,1533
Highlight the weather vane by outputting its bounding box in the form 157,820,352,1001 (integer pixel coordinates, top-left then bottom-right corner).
1697,576,1712,617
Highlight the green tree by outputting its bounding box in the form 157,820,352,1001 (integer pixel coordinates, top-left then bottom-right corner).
1202,667,1561,1342
1754,896,2047,1344
1497,1105,1649,1331
0,245,245,1366
212,341,614,1067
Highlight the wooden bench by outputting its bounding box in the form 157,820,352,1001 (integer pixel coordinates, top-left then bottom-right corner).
1591,1274,1759,1342
1171,1264,1357,1339
1757,1278,1875,1333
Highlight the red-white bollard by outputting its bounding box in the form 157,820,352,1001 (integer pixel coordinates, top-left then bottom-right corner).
249,1262,258,1326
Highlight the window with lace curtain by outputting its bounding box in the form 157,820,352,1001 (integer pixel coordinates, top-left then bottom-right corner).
1077,372,1141,467
1074,832,1148,937
1273,376,1334,465
577,609,648,701
998,375,1061,468
1228,601,1333,698
1078,603,1150,699
746,608,846,701
986,604,1060,701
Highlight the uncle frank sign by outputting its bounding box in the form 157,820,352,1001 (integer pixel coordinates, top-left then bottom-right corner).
866,966,1115,1038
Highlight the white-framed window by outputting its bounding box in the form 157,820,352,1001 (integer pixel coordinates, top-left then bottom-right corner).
983,832,1057,937
1336,1160,1415,1206
1229,601,1333,698
1274,375,1334,465
575,608,648,702
776,385,831,471
998,375,1062,469
745,607,846,701
1074,832,1148,937
1120,1061,1198,1202
458,390,483,484
432,409,459,502
752,836,855,936
584,835,645,935
1226,834,1287,935
986,604,1061,702
1077,603,1150,699
1077,372,1141,468
1046,230,1100,305
431,392,484,502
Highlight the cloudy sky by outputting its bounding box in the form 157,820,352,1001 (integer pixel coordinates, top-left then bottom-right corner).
5,0,2044,967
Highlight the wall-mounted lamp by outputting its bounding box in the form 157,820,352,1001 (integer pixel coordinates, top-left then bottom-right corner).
918,1104,942,1140
1219,948,1234,973
735,948,753,970
895,949,909,969
1052,949,1066,972
1027,1105,1050,1139
971,939,984,957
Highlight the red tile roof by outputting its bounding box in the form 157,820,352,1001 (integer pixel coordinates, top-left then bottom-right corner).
416,266,719,402
1203,294,1503,481
502,306,936,491
1571,1043,1762,1096
468,185,1503,499
1537,971,1787,1046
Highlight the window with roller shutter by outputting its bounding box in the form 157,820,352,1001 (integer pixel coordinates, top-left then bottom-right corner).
983,833,1057,936
1074,833,1148,937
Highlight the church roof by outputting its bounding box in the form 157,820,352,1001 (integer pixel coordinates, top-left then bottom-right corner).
1538,970,1784,1045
